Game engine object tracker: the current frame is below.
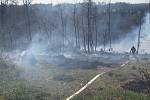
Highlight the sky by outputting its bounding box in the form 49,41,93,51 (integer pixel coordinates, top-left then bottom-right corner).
32,0,149,4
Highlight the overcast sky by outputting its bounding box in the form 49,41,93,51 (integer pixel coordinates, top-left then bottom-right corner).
32,0,149,4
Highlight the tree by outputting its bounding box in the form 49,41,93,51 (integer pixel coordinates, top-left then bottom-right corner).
84,0,94,53
93,4,98,51
23,0,33,41
103,32,107,51
73,4,78,48
149,0,150,23
0,0,9,50
59,5,67,52
108,0,112,51
137,12,142,54
81,9,87,52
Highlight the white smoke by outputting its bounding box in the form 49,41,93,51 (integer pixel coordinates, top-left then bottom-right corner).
113,13,150,54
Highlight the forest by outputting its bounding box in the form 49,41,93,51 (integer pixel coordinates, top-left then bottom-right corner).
0,0,150,100
0,1,149,53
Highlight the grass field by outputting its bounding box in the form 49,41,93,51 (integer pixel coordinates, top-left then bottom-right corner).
0,55,150,100
73,59,150,100
0,58,101,100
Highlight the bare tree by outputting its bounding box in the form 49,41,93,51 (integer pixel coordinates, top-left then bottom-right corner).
76,10,81,49
149,0,150,23
0,0,9,50
85,0,94,53
108,0,112,51
93,4,98,51
137,12,142,54
81,0,98,53
59,5,67,52
103,32,107,51
73,4,78,48
7,0,20,50
81,11,87,52
23,0,33,41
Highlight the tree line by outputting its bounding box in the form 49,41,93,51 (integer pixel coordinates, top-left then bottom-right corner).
0,0,148,53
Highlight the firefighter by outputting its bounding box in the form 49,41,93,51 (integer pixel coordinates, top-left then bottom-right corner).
130,46,136,55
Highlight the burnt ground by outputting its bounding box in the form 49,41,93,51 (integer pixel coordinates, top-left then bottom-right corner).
122,80,149,94
37,53,129,69
1,52,150,100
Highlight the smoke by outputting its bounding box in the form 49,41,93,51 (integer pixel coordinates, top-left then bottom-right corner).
27,34,49,55
12,12,150,67
113,13,150,54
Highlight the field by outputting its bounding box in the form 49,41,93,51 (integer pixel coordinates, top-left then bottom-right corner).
0,54,150,100
73,57,150,100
